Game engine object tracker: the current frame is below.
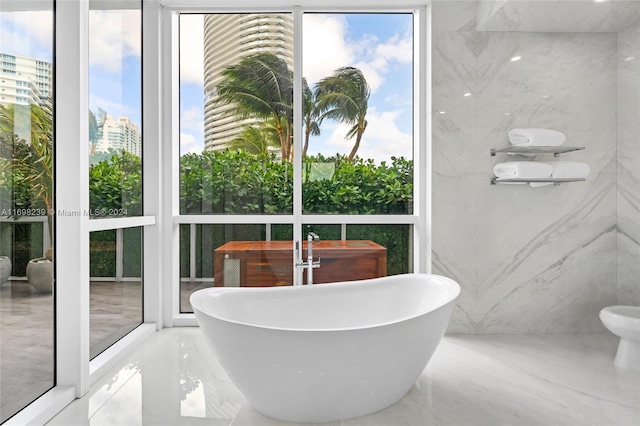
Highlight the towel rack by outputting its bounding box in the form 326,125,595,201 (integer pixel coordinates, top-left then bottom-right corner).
490,146,585,157
491,177,586,185
491,145,588,185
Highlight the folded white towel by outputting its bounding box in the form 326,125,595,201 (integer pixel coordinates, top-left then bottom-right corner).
508,128,566,147
529,161,590,187
493,161,553,179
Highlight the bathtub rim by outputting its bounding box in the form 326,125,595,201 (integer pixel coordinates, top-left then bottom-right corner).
190,273,460,333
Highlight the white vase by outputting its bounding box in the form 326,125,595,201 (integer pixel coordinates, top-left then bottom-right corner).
26,257,53,293
0,256,11,285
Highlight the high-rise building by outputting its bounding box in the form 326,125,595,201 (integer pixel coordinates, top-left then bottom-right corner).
202,14,293,151
0,52,52,106
95,115,142,157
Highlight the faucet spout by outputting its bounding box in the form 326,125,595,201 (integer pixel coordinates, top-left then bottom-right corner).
306,232,320,285
295,232,321,285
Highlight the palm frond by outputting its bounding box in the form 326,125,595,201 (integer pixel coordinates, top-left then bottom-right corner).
314,66,370,159
214,52,294,160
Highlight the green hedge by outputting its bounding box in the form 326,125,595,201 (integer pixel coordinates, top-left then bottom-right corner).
180,150,413,215
89,151,142,216
4,149,414,277
4,148,413,216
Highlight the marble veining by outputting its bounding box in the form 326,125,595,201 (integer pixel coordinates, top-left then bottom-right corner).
477,0,640,33
46,328,640,426
617,29,640,306
432,3,624,334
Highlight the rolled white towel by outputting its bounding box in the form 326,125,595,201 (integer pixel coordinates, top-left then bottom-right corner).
493,161,553,179
529,161,590,187
508,128,566,147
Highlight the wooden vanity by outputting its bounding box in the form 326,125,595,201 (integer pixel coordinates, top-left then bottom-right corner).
213,240,387,287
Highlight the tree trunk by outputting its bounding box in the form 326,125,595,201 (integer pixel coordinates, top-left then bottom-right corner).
302,128,310,159
348,132,363,161
45,201,53,260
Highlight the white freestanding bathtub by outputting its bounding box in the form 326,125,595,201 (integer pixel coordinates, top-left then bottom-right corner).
190,273,460,423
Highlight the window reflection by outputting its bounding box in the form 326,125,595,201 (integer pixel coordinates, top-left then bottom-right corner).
89,1,142,218
88,0,143,359
90,227,143,359
0,2,55,422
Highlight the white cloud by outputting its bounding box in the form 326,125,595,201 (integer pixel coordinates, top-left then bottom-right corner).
89,10,141,73
302,14,412,94
358,108,412,162
375,35,413,66
322,122,353,152
179,15,204,86
384,91,412,108
355,34,412,92
0,12,53,59
90,94,135,120
353,60,384,92
302,14,353,86
318,108,411,163
181,106,204,132
180,132,203,155
303,16,413,162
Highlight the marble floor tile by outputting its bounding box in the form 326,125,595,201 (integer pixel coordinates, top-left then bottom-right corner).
47,328,639,426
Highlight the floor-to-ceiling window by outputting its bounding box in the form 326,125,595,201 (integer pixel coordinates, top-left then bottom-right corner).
176,8,425,314
0,2,55,422
88,0,144,359
0,1,425,422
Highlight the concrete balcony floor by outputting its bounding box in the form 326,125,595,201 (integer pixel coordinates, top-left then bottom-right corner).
0,279,141,423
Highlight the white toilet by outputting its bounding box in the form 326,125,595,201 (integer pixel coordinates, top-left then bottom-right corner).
600,305,640,371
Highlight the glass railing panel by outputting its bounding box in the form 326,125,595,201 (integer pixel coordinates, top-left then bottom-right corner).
89,227,143,359
180,223,294,313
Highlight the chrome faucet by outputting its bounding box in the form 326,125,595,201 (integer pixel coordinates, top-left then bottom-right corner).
295,232,320,285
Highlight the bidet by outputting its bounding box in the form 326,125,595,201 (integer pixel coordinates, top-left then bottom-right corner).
600,305,640,371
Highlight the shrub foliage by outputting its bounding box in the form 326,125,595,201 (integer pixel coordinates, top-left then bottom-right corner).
180,150,413,215
3,149,414,277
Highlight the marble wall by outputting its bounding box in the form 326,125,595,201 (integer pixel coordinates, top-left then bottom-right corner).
431,2,621,334
617,28,640,306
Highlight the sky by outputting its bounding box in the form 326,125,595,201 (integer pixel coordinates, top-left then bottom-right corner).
0,10,53,61
180,13,414,163
1,9,413,164
0,8,142,132
87,10,142,127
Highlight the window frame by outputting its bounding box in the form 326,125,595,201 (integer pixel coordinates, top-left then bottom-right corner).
5,1,430,423
12,3,160,425
166,1,431,325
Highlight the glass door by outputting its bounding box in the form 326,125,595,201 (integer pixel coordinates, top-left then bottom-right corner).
177,10,418,312
0,2,55,421
88,0,144,360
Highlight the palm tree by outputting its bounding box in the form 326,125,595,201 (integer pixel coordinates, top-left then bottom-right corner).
230,120,281,156
0,102,54,259
302,78,320,158
215,52,294,161
89,107,106,155
315,66,370,161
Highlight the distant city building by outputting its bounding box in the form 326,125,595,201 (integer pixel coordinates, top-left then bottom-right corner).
95,115,142,157
0,52,52,106
203,14,293,151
